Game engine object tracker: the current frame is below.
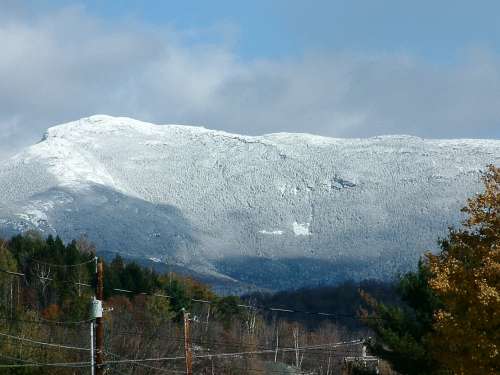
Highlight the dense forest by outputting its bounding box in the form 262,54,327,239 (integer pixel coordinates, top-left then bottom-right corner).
245,280,399,330
0,165,498,375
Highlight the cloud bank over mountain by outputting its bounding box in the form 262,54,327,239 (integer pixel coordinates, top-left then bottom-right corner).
1,3,500,160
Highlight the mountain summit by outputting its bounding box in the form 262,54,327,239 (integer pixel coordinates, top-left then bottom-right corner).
1,115,499,291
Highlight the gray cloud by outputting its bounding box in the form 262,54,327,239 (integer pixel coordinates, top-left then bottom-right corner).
1,5,499,159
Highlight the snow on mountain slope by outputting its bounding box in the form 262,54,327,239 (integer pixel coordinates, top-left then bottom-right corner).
1,115,499,291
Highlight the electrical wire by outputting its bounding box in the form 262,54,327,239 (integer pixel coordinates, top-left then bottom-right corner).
0,316,92,326
108,331,363,356
38,315,94,325
103,339,363,365
0,361,91,369
30,256,96,268
0,254,379,373
0,269,24,276
105,350,183,373
0,267,93,292
0,352,90,369
0,267,381,321
0,331,90,351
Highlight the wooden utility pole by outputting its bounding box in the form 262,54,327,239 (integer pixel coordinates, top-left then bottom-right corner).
183,308,193,375
95,259,105,375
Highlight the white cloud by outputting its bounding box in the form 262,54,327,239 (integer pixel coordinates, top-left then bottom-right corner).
1,5,499,160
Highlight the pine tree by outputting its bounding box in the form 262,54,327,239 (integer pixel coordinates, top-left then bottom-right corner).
360,261,443,375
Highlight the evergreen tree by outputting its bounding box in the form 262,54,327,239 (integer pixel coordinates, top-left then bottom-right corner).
215,296,243,330
164,277,191,317
360,261,443,375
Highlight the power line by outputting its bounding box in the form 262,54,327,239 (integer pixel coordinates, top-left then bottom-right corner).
0,269,24,277
0,352,39,364
112,288,171,299
0,268,381,321
30,256,96,268
106,351,184,373
1,269,378,321
109,285,379,320
103,339,363,365
0,361,91,369
0,267,92,287
0,269,370,320
0,331,90,352
38,316,93,325
0,249,378,374
108,330,362,355
0,276,372,372
0,351,90,368
108,367,129,375
0,316,92,326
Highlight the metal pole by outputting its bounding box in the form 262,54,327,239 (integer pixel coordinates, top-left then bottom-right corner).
95,259,104,375
90,321,95,375
183,308,193,375
274,315,279,363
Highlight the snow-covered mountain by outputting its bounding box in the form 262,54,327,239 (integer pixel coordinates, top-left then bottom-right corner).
1,115,499,291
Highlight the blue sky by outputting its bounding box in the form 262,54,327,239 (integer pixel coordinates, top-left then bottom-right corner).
1,1,499,158
50,0,500,61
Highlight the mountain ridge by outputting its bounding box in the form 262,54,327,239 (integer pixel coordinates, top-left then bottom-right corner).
1,115,499,292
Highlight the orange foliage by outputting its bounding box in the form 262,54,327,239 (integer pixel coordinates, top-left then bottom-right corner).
41,303,61,320
427,165,500,374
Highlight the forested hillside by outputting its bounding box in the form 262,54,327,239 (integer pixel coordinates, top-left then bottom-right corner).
0,233,384,374
245,280,398,330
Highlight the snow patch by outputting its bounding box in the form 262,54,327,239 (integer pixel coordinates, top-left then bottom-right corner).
259,230,284,235
292,222,311,236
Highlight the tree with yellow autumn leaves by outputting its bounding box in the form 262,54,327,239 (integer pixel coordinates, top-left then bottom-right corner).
364,165,499,375
427,165,499,374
